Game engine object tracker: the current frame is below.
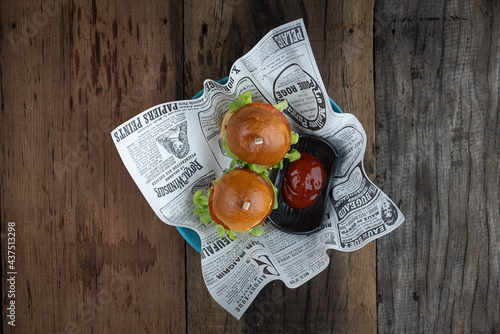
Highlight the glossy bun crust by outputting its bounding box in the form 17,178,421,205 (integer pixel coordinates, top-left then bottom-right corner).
225,103,291,167
210,168,273,232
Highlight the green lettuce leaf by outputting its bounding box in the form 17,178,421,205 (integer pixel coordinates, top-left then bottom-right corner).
228,91,290,114
215,224,237,240
273,149,301,170
246,164,269,178
215,224,226,237
291,131,299,145
193,189,212,224
228,91,253,111
285,148,301,162
273,100,288,113
247,224,264,237
221,135,239,160
271,183,278,209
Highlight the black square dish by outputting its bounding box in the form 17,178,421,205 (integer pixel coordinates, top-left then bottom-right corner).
269,134,337,234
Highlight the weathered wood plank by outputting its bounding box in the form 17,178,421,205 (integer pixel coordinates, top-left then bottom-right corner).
1,0,186,332
317,1,378,332
183,0,377,333
374,0,500,332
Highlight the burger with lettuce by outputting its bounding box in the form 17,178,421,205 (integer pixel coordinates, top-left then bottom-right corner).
193,92,300,238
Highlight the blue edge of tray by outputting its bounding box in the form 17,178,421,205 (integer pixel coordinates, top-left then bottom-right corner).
177,77,343,253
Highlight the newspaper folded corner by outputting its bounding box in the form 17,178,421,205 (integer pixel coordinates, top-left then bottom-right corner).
111,18,404,319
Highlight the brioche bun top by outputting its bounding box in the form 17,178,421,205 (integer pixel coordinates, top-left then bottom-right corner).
209,168,274,232
224,102,291,168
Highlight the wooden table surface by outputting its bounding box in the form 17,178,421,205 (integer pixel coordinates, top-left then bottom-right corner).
1,0,499,333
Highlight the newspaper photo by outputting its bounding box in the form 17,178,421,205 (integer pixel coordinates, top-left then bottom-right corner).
111,19,404,319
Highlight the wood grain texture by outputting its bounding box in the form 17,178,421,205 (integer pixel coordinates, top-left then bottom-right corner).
4,0,496,333
1,0,186,333
374,0,500,333
183,0,376,333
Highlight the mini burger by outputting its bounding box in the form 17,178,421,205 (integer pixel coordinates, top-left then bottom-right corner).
193,92,299,239
193,167,276,239
221,92,300,170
